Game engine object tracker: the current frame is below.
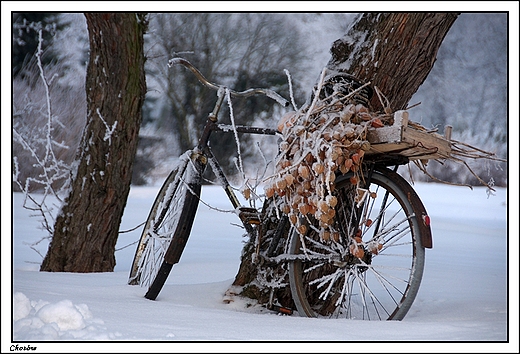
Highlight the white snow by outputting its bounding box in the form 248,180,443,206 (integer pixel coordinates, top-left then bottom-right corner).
6,181,518,352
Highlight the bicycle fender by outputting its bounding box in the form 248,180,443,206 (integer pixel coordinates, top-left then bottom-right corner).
418,212,433,249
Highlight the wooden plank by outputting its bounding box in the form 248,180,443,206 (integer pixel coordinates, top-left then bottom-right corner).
366,110,451,160
402,126,451,159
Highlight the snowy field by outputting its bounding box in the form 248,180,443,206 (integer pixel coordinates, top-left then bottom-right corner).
6,181,518,352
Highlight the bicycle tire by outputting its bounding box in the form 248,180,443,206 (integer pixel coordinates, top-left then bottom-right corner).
128,158,201,300
288,167,429,320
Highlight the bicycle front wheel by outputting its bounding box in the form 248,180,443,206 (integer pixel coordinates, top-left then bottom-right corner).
288,167,430,320
128,157,201,300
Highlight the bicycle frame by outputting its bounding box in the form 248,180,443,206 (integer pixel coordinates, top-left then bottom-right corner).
190,123,279,234
207,130,277,198
170,57,287,235
133,58,432,319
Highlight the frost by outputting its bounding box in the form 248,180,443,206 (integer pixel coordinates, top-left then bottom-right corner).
96,108,117,145
265,68,386,240
225,88,245,179
12,24,74,251
284,69,298,111
371,38,378,60
334,28,370,71
265,90,290,107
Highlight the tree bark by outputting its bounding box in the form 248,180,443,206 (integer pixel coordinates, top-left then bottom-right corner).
328,13,459,112
40,13,147,272
230,12,459,306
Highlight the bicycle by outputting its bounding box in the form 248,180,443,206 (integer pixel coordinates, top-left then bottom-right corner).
128,58,433,321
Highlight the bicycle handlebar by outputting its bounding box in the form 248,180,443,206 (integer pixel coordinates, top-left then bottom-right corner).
168,57,289,107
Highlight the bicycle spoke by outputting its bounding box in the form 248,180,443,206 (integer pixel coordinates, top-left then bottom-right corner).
289,169,427,320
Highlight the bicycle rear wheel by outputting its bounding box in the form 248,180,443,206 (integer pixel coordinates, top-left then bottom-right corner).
288,167,430,320
128,157,201,300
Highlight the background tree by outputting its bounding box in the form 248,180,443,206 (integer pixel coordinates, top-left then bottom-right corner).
140,13,307,182
409,13,507,186
230,12,460,307
40,13,147,272
12,13,62,77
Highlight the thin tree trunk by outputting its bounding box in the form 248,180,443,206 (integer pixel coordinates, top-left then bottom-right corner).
230,12,459,306
40,13,147,272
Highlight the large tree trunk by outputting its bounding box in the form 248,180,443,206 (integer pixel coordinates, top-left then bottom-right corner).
40,13,147,272
328,13,459,112
230,12,459,307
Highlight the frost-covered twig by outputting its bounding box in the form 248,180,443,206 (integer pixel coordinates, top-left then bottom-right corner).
37,29,59,166
12,22,73,258
450,139,507,162
412,137,506,192
225,88,245,180
284,69,298,111
304,67,328,122
374,85,391,113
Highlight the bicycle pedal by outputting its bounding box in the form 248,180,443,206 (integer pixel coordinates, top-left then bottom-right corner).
238,207,261,225
266,303,293,315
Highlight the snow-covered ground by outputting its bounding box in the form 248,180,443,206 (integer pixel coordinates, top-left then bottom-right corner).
6,181,518,352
